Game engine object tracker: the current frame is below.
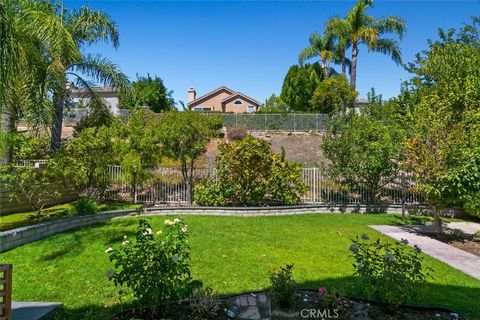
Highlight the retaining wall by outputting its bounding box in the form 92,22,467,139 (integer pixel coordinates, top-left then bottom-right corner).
0,204,458,253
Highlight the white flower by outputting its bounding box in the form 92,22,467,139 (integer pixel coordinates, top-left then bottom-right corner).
172,255,179,262
105,247,113,254
164,219,175,227
122,240,130,246
181,226,188,233
174,218,181,224
123,235,128,240
143,228,153,236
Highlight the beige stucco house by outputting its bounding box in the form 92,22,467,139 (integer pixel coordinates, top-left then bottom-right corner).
68,83,120,115
188,86,260,113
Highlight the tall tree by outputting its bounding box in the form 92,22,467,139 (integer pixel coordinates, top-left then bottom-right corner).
26,2,130,150
299,32,336,77
280,63,322,112
326,0,406,88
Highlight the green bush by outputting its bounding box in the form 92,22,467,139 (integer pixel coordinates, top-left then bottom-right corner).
349,235,432,309
268,264,297,307
72,198,99,215
194,136,307,206
106,219,201,308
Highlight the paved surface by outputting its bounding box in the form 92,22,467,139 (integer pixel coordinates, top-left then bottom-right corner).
12,301,61,320
370,225,480,281
446,222,480,235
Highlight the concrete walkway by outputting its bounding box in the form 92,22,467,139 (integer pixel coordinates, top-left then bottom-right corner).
370,225,480,281
12,301,61,320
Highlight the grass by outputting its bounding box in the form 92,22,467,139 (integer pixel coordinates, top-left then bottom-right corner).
0,200,142,231
1,213,479,319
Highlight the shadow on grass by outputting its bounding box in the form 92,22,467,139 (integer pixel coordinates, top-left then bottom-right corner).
46,276,480,320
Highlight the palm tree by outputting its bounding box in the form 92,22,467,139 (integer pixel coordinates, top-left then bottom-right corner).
26,2,129,150
326,0,407,88
299,32,336,77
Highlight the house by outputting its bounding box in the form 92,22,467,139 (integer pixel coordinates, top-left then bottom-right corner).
68,83,121,116
188,86,260,113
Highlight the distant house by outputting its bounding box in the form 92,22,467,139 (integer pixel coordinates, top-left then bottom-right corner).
188,86,260,113
68,83,121,116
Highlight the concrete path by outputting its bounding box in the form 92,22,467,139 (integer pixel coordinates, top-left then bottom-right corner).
12,301,61,320
370,225,480,281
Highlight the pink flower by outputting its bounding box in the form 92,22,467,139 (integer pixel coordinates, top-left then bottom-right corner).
318,287,325,297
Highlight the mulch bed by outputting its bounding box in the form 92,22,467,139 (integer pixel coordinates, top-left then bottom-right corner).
111,289,464,320
428,233,480,257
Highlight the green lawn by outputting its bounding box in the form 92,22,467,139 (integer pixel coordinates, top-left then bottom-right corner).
1,213,479,319
0,201,142,231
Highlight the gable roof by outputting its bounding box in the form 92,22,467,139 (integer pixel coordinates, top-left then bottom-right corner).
222,92,261,106
188,86,235,106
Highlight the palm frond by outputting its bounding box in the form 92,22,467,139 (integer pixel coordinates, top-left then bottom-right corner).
67,6,119,49
374,16,407,39
70,54,131,94
299,46,318,64
370,38,402,65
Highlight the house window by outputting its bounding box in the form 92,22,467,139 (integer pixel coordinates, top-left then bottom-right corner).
247,105,255,113
234,100,243,106
193,106,212,112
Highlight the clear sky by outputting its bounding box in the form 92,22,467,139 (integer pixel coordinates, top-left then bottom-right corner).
66,0,479,105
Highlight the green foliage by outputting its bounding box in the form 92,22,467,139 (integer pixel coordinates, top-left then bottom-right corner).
157,111,221,203
189,287,222,320
322,109,404,202
0,165,61,215
402,17,480,219
107,218,201,307
310,75,357,113
350,235,431,309
72,197,99,215
50,125,114,197
10,133,50,160
280,63,322,112
119,74,174,113
194,136,307,206
268,264,296,307
473,230,480,242
258,94,290,113
73,103,113,135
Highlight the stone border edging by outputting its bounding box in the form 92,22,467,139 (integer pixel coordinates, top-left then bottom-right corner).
0,204,429,253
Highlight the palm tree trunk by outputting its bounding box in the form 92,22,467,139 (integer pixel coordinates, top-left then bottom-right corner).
51,93,64,151
350,42,359,89
0,107,15,164
341,49,347,75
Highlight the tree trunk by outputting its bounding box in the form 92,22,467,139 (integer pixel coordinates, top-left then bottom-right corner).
433,205,443,234
350,42,359,89
0,107,15,164
341,49,347,75
51,93,64,151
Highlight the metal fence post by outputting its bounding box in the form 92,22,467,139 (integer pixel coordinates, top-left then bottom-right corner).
401,172,407,219
264,113,267,132
293,113,296,132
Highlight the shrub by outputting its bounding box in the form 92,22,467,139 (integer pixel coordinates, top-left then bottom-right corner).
106,219,201,307
226,127,248,141
189,287,222,320
72,198,99,215
194,136,307,206
349,235,432,309
269,264,296,307
473,230,480,242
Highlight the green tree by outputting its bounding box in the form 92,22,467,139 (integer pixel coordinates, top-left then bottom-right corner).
322,108,404,203
299,32,336,77
310,75,358,113
258,94,290,113
157,111,221,204
119,74,175,113
326,0,407,88
280,63,322,112
402,17,480,227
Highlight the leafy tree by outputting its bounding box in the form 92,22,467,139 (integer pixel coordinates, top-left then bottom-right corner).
258,94,290,113
310,75,358,113
322,108,404,203
0,165,61,216
402,17,480,227
113,109,162,202
157,111,221,204
195,136,307,206
326,0,407,88
50,125,115,198
119,74,175,113
280,63,322,112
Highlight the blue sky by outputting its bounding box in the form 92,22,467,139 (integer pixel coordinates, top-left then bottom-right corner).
66,0,479,105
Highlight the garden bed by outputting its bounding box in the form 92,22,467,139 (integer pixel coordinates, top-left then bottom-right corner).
111,289,464,320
